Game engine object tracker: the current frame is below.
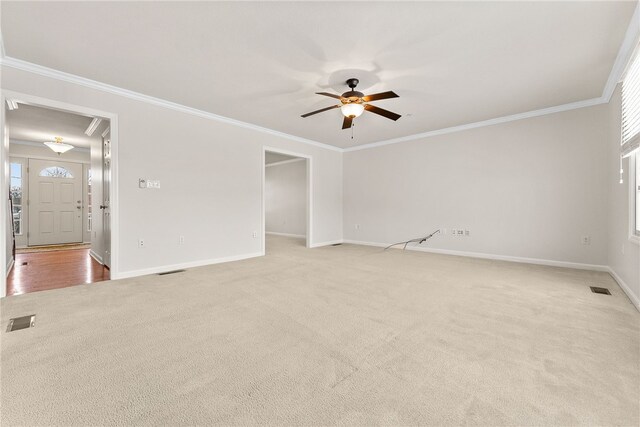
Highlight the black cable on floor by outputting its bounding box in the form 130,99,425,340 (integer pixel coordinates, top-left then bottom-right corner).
384,229,441,251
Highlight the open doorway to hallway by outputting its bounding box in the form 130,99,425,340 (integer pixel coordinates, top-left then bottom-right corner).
5,101,112,295
263,149,311,253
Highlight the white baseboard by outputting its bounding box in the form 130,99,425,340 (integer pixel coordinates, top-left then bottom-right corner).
89,250,104,265
6,258,14,277
310,239,344,248
113,252,263,280
342,239,609,271
606,267,640,312
266,231,305,239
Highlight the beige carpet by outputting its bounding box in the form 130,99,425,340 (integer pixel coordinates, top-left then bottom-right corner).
1,235,638,426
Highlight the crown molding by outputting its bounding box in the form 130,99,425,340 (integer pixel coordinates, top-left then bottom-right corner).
84,117,102,136
343,96,606,152
603,0,640,102
6,99,19,110
0,56,342,153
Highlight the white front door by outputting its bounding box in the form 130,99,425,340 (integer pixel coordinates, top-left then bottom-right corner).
28,159,83,246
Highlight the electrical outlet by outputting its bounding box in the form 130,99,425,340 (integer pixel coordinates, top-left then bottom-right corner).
465,230,470,236
581,236,591,245
355,224,360,230
138,238,145,248
179,236,185,245
252,231,258,238
457,229,464,236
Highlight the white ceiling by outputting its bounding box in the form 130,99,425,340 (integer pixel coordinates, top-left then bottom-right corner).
7,103,106,149
1,1,636,148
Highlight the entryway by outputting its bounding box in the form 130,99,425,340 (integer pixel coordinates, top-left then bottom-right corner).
8,247,108,296
3,95,117,296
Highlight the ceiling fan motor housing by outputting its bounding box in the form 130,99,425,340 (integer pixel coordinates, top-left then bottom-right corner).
341,91,365,103
346,78,360,89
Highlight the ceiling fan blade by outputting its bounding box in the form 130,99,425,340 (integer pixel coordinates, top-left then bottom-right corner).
342,116,353,130
361,91,399,102
316,92,343,100
301,104,340,118
364,104,401,121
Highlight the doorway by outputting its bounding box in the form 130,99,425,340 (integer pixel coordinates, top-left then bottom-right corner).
263,148,311,253
28,158,84,246
2,93,118,296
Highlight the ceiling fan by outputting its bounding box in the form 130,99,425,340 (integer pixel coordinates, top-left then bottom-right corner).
301,78,401,130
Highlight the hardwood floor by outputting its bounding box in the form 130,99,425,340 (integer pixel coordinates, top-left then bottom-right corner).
7,248,109,296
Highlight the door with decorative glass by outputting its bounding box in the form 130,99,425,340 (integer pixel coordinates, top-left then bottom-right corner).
28,159,84,246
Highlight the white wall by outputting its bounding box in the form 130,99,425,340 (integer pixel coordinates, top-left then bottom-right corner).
343,104,610,267
607,85,640,307
265,159,306,236
1,66,343,284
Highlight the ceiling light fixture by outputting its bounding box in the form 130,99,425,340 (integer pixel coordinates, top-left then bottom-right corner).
341,103,365,118
6,99,19,110
301,78,400,130
44,137,74,155
84,117,103,136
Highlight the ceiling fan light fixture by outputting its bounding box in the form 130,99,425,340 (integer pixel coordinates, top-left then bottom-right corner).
341,103,365,118
44,137,74,155
301,78,400,129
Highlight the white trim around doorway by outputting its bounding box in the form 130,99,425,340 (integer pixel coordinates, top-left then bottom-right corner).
0,90,120,296
262,147,312,254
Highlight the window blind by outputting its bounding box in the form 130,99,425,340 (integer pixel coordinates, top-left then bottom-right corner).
622,49,640,158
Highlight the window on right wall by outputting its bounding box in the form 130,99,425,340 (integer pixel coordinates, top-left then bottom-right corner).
621,46,640,241
635,153,639,236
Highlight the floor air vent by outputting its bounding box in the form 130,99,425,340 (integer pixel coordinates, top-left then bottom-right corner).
6,315,36,332
158,269,186,276
590,286,611,295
